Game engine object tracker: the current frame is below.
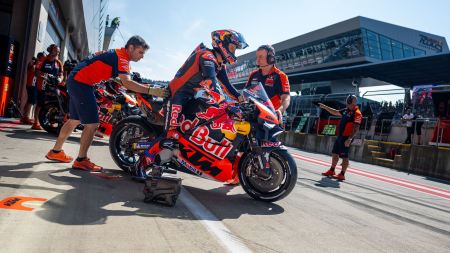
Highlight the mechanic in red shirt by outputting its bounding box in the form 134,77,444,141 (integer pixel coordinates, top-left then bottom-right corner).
32,45,64,130
319,95,362,181
245,45,290,121
21,52,46,125
45,36,168,172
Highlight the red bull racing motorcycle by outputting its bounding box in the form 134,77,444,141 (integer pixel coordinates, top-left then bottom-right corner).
109,81,297,205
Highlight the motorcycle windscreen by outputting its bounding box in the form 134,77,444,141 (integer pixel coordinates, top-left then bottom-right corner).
242,81,279,124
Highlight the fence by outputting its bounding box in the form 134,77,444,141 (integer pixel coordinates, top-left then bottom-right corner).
284,115,446,146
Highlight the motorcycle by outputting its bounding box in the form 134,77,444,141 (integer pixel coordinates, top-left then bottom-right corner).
38,74,71,134
38,77,138,135
109,81,297,204
94,80,140,137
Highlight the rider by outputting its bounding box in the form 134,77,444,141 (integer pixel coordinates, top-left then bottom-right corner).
136,29,249,179
165,29,248,138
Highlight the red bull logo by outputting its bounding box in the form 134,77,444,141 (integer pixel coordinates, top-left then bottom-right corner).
170,104,182,127
196,106,224,121
210,121,236,133
189,126,233,159
181,118,200,132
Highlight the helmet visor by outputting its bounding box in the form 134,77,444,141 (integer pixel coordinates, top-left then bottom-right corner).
233,32,249,49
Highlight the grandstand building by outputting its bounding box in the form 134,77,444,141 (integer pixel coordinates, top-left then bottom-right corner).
229,16,449,94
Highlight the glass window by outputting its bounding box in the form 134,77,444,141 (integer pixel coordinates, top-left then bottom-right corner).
392,46,403,59
390,40,402,48
382,49,393,60
315,51,323,64
368,37,381,59
403,45,414,57
366,30,379,42
379,36,391,50
414,48,426,56
369,51,382,59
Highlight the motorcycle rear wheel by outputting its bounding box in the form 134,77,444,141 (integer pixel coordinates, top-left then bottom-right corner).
38,103,64,135
109,116,161,173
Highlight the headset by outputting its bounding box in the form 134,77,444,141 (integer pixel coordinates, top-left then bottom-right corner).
346,94,357,105
258,45,276,65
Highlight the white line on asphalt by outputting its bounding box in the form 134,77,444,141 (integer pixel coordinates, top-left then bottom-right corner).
180,188,253,253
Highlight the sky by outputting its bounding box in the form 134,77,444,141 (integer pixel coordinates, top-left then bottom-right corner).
97,0,450,82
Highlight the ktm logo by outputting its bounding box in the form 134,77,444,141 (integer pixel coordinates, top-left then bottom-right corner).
178,141,222,176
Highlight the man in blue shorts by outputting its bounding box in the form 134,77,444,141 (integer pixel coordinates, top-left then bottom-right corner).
45,36,168,172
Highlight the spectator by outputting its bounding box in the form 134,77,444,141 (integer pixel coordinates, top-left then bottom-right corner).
402,107,415,144
413,114,425,145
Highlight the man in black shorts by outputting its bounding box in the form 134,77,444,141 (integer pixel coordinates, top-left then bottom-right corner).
319,95,362,181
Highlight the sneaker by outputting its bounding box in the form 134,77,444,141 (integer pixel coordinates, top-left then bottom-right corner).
72,158,103,172
322,169,336,177
31,123,42,130
20,117,33,125
46,150,74,163
333,173,346,181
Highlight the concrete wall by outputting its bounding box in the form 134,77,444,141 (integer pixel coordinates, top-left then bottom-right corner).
280,132,450,180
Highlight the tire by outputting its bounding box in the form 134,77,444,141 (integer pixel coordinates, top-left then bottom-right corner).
109,116,161,173
38,103,64,135
238,149,298,202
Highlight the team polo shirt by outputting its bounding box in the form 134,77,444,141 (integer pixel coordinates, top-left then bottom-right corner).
245,66,290,110
71,48,130,86
338,106,362,137
36,56,63,90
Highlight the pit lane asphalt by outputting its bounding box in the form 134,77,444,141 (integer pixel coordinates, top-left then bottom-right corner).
1,121,449,253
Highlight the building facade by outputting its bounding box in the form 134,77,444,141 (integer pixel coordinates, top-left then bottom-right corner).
0,0,107,115
229,16,449,94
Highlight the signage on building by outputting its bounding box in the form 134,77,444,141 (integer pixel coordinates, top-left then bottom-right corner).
418,35,443,52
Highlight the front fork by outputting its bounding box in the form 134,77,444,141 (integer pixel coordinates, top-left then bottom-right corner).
245,135,273,178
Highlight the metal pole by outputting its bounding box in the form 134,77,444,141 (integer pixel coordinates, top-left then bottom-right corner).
364,117,368,132
437,118,441,148
306,115,310,134
316,116,320,135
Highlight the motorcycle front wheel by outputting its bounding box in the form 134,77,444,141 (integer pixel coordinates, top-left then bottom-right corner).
238,149,298,202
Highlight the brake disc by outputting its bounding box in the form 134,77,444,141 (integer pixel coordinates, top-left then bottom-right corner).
248,156,285,193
